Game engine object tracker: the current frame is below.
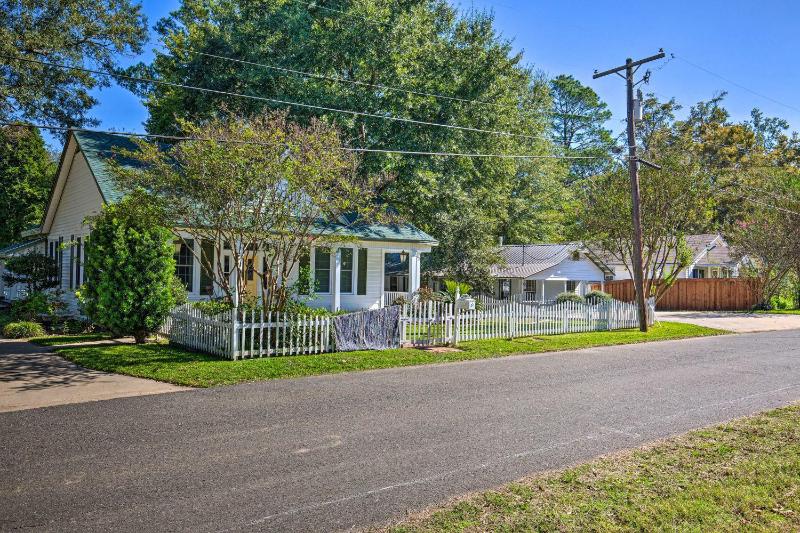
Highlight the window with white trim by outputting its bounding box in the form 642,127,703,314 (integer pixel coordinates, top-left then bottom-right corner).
340,248,353,293
566,280,578,293
314,248,331,293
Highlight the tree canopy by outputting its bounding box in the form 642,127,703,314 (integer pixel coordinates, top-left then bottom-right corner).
0,125,55,246
123,0,574,286
1,0,148,127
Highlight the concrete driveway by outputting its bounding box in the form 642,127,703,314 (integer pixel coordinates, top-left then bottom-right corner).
657,311,800,333
0,339,188,413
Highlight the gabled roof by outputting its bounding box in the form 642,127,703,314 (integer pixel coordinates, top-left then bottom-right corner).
589,233,742,269
491,243,609,278
42,130,438,245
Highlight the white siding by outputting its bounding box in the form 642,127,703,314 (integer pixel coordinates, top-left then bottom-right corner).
532,256,605,282
47,152,105,311
307,246,384,311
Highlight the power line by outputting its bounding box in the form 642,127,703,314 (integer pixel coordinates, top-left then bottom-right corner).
4,54,548,142
0,122,609,160
674,54,800,115
163,42,594,119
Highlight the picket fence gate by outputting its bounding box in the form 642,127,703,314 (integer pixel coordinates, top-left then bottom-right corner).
161,298,655,359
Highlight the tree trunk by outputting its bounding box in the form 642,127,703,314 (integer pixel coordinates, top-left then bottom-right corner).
133,329,148,344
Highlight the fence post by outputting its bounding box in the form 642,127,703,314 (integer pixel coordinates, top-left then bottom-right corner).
229,306,238,360
452,303,459,346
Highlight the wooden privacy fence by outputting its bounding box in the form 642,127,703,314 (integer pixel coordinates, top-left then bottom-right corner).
598,278,761,311
161,298,655,359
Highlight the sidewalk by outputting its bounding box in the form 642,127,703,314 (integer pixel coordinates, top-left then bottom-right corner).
0,338,188,413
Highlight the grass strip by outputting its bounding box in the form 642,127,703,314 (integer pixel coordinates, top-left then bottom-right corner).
50,322,724,387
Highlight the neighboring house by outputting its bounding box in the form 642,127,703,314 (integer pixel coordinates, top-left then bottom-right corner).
604,233,745,281
488,243,613,302
0,236,46,301
6,130,438,313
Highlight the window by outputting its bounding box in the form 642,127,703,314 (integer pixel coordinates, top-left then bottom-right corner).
314,248,330,293
246,258,255,281
58,236,63,285
691,268,705,279
68,235,75,289
223,256,231,277
340,248,353,293
199,240,215,296
297,251,311,295
74,237,82,287
174,239,194,291
357,249,368,295
499,279,511,300
524,280,537,301
566,280,578,293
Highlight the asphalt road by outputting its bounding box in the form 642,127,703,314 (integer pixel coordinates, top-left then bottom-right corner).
3,330,800,532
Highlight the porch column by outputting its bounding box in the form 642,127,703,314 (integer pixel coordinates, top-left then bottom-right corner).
332,248,342,312
409,249,421,294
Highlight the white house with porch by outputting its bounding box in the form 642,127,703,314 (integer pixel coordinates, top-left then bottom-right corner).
488,243,612,302
15,130,437,313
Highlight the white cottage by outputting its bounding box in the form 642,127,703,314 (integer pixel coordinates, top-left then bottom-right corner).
6,130,438,313
489,243,612,302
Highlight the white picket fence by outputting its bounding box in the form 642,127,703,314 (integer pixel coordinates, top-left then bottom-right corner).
160,303,333,360
400,298,655,345
161,297,655,359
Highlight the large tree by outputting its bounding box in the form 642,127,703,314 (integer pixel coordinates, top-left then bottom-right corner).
0,125,55,246
123,0,569,285
1,0,148,128
549,74,615,185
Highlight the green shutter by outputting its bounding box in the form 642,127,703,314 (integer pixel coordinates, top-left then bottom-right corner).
357,248,368,295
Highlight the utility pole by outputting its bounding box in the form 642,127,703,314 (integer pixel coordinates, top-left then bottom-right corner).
594,49,665,332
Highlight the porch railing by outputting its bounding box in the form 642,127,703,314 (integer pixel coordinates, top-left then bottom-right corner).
384,291,409,306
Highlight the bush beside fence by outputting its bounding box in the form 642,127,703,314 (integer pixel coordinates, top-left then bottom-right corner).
161,298,655,360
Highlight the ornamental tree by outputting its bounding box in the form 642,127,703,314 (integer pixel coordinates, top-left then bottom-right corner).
2,251,58,293
111,111,389,311
80,192,177,343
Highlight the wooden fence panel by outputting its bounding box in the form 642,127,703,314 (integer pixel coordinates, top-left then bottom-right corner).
600,278,761,311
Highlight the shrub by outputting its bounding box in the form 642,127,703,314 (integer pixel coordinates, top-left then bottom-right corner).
48,317,94,335
585,290,612,304
193,299,233,316
10,291,64,321
556,292,584,304
79,193,178,343
2,321,45,338
2,252,59,293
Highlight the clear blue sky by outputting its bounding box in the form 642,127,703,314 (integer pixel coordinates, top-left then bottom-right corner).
51,0,800,148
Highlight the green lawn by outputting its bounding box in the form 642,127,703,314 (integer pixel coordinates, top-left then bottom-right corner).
389,405,800,532
754,309,800,315
44,322,724,387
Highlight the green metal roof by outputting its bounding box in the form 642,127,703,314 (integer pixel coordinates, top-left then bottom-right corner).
69,131,437,245
0,238,45,257
73,130,144,204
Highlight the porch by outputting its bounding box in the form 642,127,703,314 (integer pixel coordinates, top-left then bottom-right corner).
172,238,426,312
495,278,604,303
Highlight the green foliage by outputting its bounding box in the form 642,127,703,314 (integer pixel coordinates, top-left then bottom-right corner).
0,127,55,246
10,291,63,321
555,292,584,304
192,299,233,317
79,192,178,343
111,112,384,311
126,0,570,283
48,317,94,335
1,0,147,128
549,75,615,186
2,320,45,338
2,251,59,292
584,290,612,304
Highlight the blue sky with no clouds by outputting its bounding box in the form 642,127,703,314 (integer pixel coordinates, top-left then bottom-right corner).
45,0,800,148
